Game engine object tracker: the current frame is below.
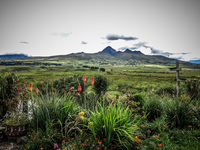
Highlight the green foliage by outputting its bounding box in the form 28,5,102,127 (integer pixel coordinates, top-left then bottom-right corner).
93,74,108,96
0,73,19,118
130,93,146,107
156,86,176,97
24,120,62,150
144,97,163,122
4,112,29,126
31,92,80,131
164,98,193,129
88,102,139,149
185,79,200,100
61,131,116,150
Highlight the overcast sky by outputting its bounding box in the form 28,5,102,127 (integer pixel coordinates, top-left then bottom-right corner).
0,0,200,61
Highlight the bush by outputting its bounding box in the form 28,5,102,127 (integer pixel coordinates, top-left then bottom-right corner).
0,73,19,118
144,97,163,122
164,98,193,129
88,102,139,149
185,79,200,100
93,75,108,96
156,86,176,97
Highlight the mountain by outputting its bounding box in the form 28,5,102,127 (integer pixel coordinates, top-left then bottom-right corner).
101,46,118,55
189,59,200,64
0,54,28,60
124,49,143,54
1,46,198,68
66,46,197,67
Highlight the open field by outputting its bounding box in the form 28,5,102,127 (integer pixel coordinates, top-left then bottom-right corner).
1,63,200,94
0,61,200,150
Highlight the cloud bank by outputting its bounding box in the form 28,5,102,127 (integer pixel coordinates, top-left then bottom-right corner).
106,34,138,41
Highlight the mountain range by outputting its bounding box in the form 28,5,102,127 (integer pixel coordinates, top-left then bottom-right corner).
0,46,199,67
0,54,28,60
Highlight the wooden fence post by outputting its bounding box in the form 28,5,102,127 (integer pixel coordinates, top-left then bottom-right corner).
169,61,186,97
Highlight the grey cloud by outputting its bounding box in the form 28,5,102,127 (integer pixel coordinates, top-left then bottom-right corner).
81,41,87,44
20,41,29,44
106,34,138,41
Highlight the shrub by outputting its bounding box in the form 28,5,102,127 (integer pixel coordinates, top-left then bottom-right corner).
0,73,19,118
130,93,146,107
144,97,163,122
88,102,139,149
156,86,176,97
164,98,193,129
185,79,200,100
93,74,108,96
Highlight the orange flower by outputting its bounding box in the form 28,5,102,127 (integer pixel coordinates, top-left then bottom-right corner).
36,88,39,95
163,125,166,128
71,138,74,140
62,140,65,145
82,143,85,146
73,144,76,147
189,125,192,128
103,138,106,142
83,75,86,82
147,129,151,133
96,138,98,140
136,147,139,149
155,135,159,138
99,141,102,145
69,87,74,91
91,76,94,85
97,147,100,150
40,148,43,150
141,125,145,128
92,144,95,147
85,139,89,142
29,83,33,91
78,84,82,92
158,143,163,147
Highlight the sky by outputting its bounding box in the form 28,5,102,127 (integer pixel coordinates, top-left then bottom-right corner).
0,0,200,61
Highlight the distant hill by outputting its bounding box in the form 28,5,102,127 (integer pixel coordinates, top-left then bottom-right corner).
0,54,28,60
1,47,199,68
189,59,200,64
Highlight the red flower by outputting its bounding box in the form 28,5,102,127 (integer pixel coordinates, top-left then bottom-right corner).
36,88,39,95
158,143,163,147
82,143,85,146
97,147,100,150
147,129,151,133
92,144,95,147
91,76,94,85
78,84,82,92
99,141,102,145
103,138,106,142
29,83,33,91
83,75,86,82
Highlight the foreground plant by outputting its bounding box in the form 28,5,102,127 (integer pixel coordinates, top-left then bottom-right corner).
88,102,140,149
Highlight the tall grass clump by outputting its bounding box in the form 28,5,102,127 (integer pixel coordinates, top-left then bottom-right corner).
31,91,80,131
88,102,139,149
164,98,193,129
144,97,163,122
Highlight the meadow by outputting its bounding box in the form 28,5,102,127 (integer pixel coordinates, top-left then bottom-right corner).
0,62,200,150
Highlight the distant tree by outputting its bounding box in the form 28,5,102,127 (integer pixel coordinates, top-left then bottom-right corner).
100,68,105,72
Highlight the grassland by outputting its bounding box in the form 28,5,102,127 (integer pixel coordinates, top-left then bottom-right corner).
1,62,200,94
